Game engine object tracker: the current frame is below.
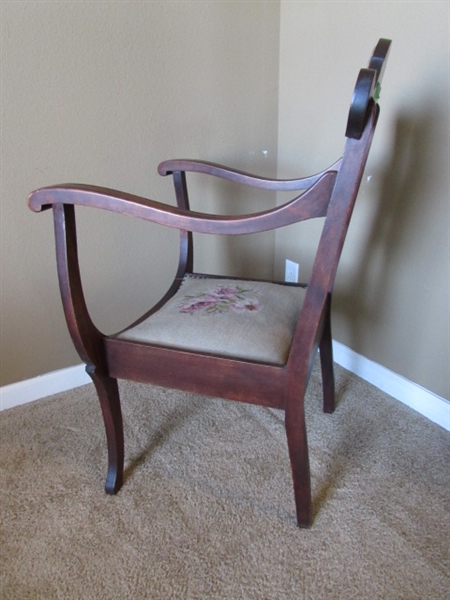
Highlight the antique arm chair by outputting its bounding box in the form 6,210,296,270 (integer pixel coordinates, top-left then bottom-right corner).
28,39,391,527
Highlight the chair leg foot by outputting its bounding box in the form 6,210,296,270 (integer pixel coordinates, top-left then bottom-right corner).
87,367,124,494
293,484,312,528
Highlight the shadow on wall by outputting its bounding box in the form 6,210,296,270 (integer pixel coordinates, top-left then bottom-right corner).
332,110,433,363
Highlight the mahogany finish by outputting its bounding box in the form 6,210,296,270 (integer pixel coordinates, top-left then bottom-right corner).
28,39,391,527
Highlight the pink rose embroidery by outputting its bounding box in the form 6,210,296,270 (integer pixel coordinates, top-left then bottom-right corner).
178,285,260,315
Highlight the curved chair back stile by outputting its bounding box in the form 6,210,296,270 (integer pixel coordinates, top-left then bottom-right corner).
28,39,391,527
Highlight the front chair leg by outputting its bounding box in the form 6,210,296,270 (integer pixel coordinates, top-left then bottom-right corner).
87,367,124,494
285,400,312,528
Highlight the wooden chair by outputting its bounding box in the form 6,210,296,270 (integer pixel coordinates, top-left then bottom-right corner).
28,39,391,527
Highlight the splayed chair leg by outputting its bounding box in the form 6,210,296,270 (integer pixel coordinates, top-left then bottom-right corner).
285,399,312,528
319,296,335,414
87,367,124,494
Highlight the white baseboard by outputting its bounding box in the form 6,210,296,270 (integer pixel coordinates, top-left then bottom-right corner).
1,346,449,431
332,341,449,431
0,365,91,411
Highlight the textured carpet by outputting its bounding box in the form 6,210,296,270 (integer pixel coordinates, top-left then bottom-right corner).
1,362,449,599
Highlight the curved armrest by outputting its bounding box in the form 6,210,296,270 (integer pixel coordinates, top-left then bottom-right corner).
158,159,341,191
28,172,336,235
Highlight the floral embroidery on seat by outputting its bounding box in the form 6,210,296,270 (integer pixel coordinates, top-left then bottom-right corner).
178,284,261,315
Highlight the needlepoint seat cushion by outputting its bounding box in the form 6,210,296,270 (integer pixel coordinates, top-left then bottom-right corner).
117,275,306,365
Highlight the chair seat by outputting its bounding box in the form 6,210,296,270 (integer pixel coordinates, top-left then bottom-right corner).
117,275,306,364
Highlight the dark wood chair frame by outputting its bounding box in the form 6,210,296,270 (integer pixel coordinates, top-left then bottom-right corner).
28,39,391,527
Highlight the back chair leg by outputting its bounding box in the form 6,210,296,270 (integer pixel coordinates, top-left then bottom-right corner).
319,298,335,414
87,367,124,494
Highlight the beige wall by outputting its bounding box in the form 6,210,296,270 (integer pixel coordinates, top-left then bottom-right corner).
1,1,280,385
276,1,449,399
2,1,449,402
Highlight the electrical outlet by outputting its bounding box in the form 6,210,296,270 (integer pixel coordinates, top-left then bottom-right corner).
285,259,299,283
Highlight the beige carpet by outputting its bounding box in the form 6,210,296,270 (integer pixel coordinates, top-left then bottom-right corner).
1,361,449,599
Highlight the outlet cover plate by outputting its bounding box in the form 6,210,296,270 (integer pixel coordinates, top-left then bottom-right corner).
285,259,299,283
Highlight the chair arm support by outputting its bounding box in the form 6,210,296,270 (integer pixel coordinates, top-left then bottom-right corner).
51,203,106,370
27,172,336,235
158,159,341,192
